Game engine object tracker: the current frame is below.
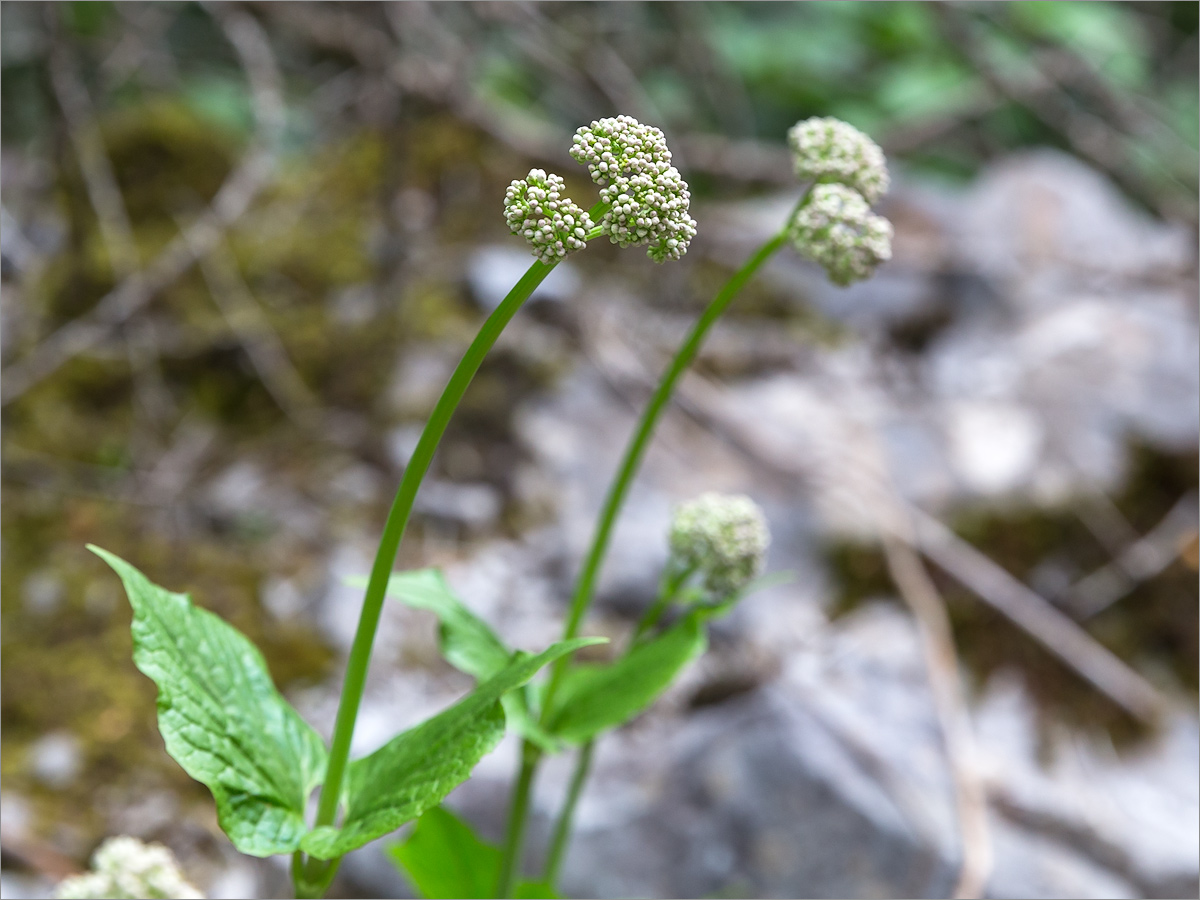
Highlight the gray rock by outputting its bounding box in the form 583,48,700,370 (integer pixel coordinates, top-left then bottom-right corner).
468,245,581,311
29,731,82,789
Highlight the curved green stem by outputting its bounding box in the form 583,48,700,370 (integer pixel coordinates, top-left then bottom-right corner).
546,227,788,706
499,226,792,895
312,258,557,833
295,254,568,895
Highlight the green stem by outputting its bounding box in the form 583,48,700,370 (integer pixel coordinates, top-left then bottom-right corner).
632,565,695,644
294,256,563,896
502,226,792,895
542,563,692,884
496,743,541,898
313,258,556,831
542,740,595,886
547,227,789,703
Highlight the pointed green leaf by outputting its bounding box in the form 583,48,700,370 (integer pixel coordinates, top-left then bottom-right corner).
546,611,708,744
89,546,326,857
378,569,511,680
388,806,559,899
379,569,565,753
301,637,604,859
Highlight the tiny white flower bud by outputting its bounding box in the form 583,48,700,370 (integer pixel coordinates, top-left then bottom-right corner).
669,493,770,597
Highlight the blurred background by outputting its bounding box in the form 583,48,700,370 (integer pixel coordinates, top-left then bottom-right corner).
1,2,1197,898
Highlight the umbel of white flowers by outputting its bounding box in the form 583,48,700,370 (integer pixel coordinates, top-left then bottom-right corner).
786,116,893,285
55,836,202,900
669,492,770,597
570,115,698,262
503,168,595,264
787,116,889,204
790,183,894,287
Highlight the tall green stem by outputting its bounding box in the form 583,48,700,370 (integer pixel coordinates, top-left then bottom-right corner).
498,227,791,895
311,259,556,833
296,258,557,894
547,228,788,704
543,564,693,884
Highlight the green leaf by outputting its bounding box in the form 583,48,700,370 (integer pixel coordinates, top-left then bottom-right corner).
388,806,559,899
301,637,605,859
387,806,500,899
546,611,708,744
379,569,566,753
377,569,511,680
88,546,326,857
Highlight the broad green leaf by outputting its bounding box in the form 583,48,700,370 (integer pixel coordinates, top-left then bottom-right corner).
388,806,559,900
378,569,565,753
89,546,326,857
546,611,708,744
388,805,500,899
301,637,604,859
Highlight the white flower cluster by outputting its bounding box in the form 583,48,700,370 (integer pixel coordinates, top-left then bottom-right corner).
55,836,202,900
787,116,889,204
570,115,697,262
669,493,770,597
789,183,893,287
503,168,594,264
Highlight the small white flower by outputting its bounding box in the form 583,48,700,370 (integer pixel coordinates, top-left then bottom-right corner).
789,183,893,286
503,168,594,264
669,493,770,597
570,116,697,262
787,117,890,204
55,836,202,900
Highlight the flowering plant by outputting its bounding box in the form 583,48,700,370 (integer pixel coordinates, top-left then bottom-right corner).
88,115,890,899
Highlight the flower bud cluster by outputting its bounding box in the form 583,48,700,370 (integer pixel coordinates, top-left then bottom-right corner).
789,184,893,287
570,115,697,262
56,836,202,900
787,116,889,204
503,168,594,264
669,493,770,597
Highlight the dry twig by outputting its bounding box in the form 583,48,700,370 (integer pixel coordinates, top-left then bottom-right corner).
1,5,284,405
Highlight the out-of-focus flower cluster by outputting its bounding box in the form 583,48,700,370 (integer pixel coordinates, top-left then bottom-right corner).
669,493,770,597
787,117,892,285
789,183,894,287
570,115,697,262
787,116,889,204
503,168,594,264
55,836,203,900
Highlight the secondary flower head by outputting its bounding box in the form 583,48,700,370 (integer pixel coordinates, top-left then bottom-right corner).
55,836,202,900
503,168,594,264
789,183,893,286
570,115,697,262
788,117,890,205
669,493,770,597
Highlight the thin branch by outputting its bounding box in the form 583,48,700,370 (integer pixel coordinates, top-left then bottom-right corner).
910,510,1170,725
882,534,992,899
1064,492,1199,621
191,232,321,424
46,17,139,280
1,4,284,405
